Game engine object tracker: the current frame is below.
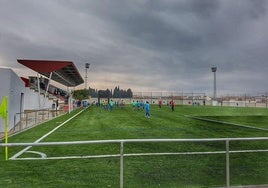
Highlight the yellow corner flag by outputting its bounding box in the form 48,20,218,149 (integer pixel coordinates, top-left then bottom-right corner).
0,96,8,119
0,96,9,160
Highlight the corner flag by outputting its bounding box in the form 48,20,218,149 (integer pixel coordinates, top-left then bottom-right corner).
0,96,8,119
0,96,9,160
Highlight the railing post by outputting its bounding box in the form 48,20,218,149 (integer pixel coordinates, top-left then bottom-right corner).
120,142,124,188
41,110,44,121
226,140,230,188
35,111,37,124
14,114,16,128
26,113,28,128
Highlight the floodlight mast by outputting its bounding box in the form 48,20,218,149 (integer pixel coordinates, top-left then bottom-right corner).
211,66,217,100
85,63,90,89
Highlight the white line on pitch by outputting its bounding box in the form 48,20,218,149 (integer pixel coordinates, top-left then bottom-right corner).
10,109,86,160
184,115,268,131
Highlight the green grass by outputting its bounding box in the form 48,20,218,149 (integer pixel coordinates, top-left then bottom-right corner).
0,105,268,187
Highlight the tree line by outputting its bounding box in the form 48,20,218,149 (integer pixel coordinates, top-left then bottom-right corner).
73,86,133,100
89,86,133,98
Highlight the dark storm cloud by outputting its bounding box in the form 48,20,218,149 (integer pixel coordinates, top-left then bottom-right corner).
0,0,268,95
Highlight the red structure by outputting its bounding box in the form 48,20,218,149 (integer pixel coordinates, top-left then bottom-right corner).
17,59,84,112
20,77,30,87
17,59,84,87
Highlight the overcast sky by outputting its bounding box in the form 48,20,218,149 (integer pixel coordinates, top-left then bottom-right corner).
0,0,268,96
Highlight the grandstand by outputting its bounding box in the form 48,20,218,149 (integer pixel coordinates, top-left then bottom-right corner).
0,59,84,138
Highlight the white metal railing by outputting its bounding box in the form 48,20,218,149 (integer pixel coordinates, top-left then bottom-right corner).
1,137,268,188
8,109,66,138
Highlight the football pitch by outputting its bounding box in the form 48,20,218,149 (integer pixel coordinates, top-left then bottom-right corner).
0,105,268,187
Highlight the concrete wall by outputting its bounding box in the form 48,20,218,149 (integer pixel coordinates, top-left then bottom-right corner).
0,68,53,132
0,68,25,132
23,89,52,110
0,68,11,132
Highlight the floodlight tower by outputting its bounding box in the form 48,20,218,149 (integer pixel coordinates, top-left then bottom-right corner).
211,66,217,100
85,63,90,89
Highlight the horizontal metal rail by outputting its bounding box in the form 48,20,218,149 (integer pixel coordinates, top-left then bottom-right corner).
1,137,268,147
1,137,267,188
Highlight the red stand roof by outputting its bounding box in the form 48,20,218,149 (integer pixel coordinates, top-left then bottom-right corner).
20,77,30,87
17,59,84,87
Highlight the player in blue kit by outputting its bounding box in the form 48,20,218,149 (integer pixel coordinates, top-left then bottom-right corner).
145,101,150,118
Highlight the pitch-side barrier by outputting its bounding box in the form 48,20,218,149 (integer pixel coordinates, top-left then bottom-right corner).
1,137,268,188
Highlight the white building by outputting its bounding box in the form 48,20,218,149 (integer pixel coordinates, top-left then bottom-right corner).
0,67,53,132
